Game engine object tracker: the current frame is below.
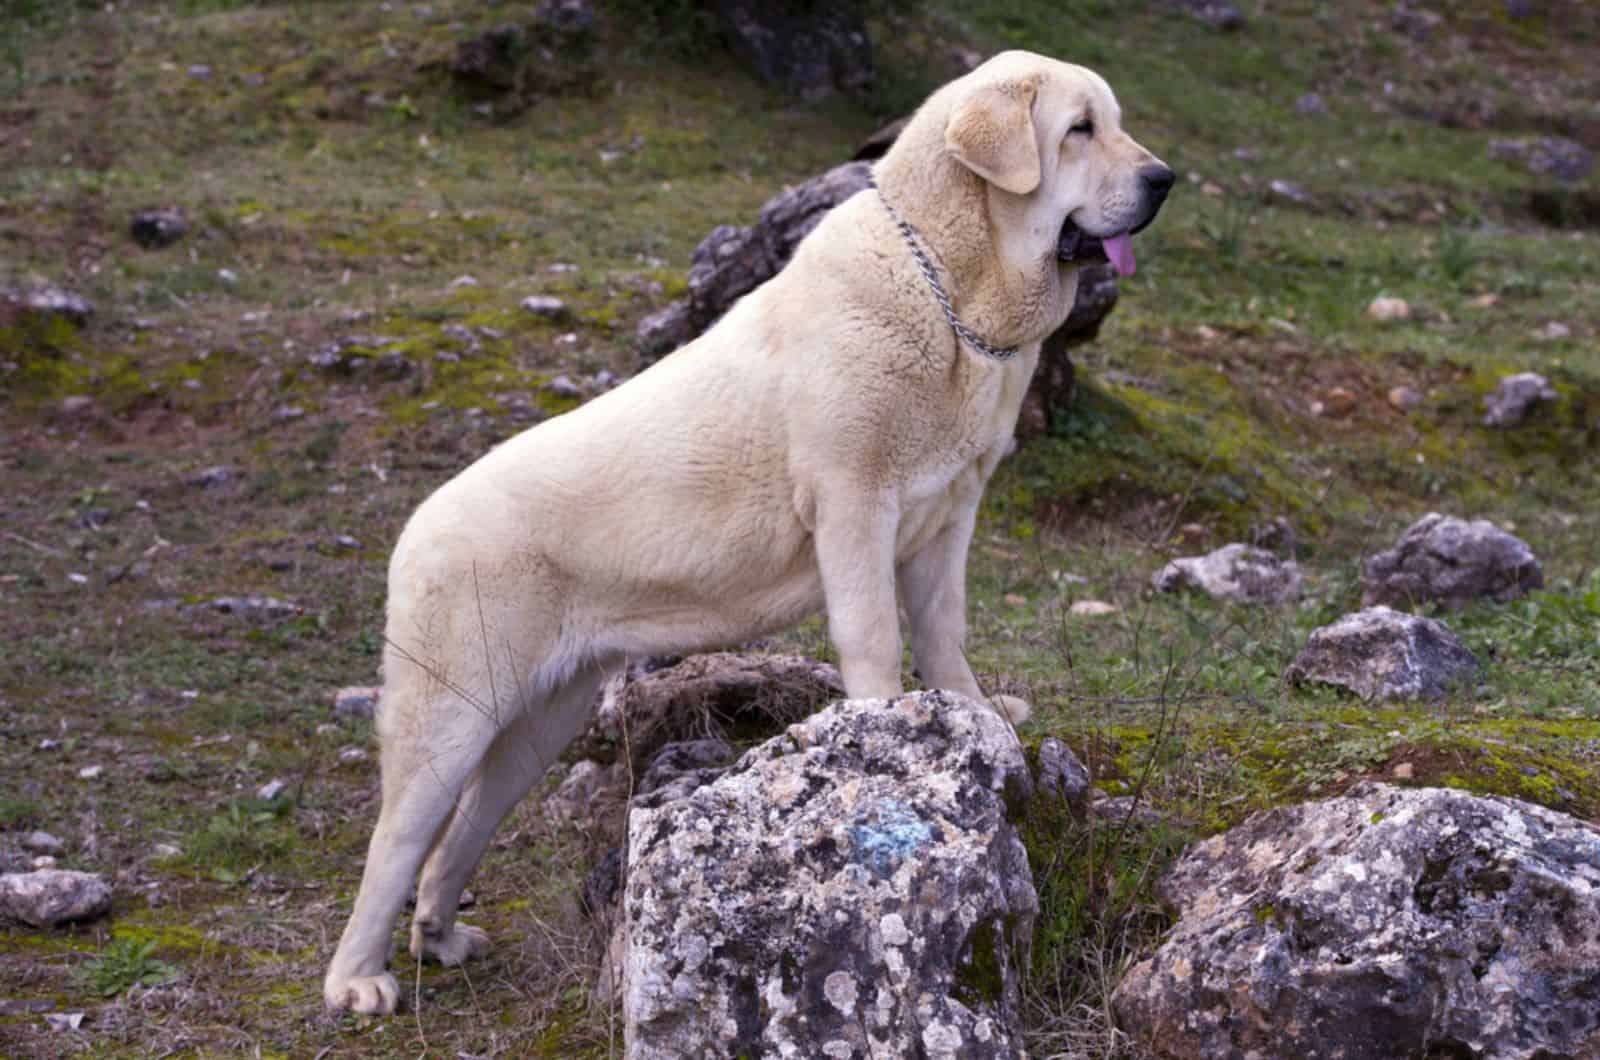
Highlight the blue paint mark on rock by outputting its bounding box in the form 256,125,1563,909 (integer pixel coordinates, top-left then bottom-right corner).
849,800,933,877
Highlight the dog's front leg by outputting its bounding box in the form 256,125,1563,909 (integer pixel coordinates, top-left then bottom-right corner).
900,499,1032,726
813,489,904,699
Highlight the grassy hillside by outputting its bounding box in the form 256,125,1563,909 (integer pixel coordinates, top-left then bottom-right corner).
1,0,1596,1056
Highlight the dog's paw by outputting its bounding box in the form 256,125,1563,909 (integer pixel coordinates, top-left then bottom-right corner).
324,971,400,1015
990,694,1032,726
410,921,491,966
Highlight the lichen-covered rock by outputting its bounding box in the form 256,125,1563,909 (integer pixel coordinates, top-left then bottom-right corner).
623,690,1036,1059
1362,512,1544,607
1482,371,1559,428
1113,783,1600,1060
0,869,112,927
1152,543,1303,604
1286,606,1478,701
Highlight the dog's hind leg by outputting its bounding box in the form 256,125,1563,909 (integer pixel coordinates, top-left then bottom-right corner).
409,662,608,966
322,674,507,1015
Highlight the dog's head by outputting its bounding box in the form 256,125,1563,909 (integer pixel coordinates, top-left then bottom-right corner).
943,51,1173,279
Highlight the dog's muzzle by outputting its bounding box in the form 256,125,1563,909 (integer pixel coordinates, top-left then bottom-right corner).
1057,164,1176,277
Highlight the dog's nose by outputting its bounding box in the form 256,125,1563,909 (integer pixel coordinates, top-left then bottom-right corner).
1141,164,1176,204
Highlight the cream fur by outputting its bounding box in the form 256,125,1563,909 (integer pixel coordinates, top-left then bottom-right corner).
323,50,1169,1015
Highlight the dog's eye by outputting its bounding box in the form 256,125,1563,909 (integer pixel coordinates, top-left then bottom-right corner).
1070,119,1094,137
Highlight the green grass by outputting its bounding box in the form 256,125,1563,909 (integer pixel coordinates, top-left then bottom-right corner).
0,0,1595,1056
72,937,181,998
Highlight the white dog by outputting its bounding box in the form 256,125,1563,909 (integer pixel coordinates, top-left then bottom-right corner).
324,49,1171,1014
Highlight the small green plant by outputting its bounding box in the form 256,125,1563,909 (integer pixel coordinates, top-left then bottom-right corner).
186,799,296,882
1198,197,1255,263
1436,227,1476,287
74,937,180,998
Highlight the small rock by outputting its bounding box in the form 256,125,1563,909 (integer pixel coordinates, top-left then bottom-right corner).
332,534,360,550
543,374,581,399
1268,179,1311,205
1319,386,1357,418
1035,737,1091,813
256,779,288,801
1391,761,1415,779
151,844,182,860
1003,592,1028,607
1387,385,1422,412
337,746,369,766
58,395,95,418
76,766,102,780
1365,296,1411,321
1363,512,1544,607
129,206,188,249
520,295,569,321
543,759,610,823
1070,600,1119,616
333,686,380,720
44,1012,85,1032
271,405,304,423
186,465,235,489
1535,321,1571,341
1391,3,1443,38
1152,543,1303,605
1483,372,1559,428
447,274,479,289
1488,137,1594,182
4,286,93,327
1286,606,1479,701
21,832,65,857
186,595,300,620
0,869,113,927
1294,92,1327,115
31,856,56,870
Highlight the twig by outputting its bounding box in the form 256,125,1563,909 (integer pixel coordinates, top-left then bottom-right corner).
4,530,64,557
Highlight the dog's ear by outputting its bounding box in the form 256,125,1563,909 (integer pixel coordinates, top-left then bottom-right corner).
945,79,1041,196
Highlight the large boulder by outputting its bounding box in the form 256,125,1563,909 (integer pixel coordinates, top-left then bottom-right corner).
1286,605,1479,701
622,690,1037,1059
1362,512,1544,608
1113,782,1600,1060
1151,543,1302,604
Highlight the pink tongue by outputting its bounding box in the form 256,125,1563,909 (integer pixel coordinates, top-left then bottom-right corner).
1104,232,1136,277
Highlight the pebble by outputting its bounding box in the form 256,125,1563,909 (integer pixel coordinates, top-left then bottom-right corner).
21,832,65,856
520,295,569,320
337,747,369,766
76,765,102,780
1365,296,1412,322
1070,600,1119,617
256,778,288,801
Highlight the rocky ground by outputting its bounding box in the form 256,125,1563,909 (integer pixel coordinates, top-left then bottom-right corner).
1,1,1597,1057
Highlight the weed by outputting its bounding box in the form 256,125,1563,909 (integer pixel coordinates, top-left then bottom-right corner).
185,800,297,882
1436,228,1477,287
73,937,180,998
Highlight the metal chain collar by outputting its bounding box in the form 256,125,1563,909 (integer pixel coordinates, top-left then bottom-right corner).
868,174,1019,362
